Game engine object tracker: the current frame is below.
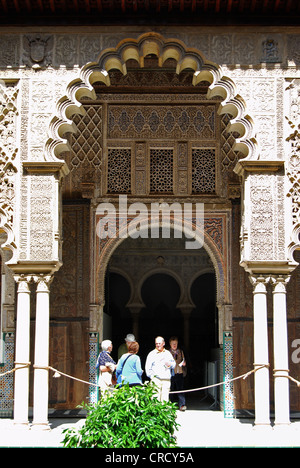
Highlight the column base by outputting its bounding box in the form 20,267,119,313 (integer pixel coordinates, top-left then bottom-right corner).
253,422,271,430
13,421,30,430
273,422,291,429
31,422,51,431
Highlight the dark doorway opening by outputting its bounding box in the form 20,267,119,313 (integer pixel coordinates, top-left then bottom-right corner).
104,271,132,349
138,273,182,365
104,236,219,409
188,272,219,408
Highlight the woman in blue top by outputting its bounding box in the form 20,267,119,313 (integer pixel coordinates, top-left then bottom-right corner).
116,341,143,386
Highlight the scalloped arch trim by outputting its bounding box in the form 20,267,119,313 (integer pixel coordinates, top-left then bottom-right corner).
45,32,258,163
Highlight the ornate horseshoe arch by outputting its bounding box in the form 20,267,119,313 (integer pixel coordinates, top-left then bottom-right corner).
95,218,226,309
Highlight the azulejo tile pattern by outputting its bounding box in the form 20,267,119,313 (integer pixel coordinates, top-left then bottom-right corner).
0,333,14,418
223,332,234,418
89,333,99,405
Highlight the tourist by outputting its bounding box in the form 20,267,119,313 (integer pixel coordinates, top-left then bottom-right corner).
145,336,175,402
118,333,136,359
96,339,117,392
169,336,187,411
116,341,143,386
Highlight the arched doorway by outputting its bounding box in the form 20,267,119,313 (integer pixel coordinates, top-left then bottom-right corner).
189,273,218,406
190,273,218,376
139,272,182,357
48,33,252,412
103,271,132,347
103,234,218,409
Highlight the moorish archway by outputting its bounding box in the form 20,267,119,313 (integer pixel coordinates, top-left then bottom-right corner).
45,31,259,351
103,232,218,409
49,33,258,415
46,31,259,352
11,32,262,424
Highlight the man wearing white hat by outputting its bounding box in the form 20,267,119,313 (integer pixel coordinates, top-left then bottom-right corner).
118,333,136,359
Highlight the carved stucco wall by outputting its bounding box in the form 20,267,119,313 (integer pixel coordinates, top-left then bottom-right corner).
0,29,299,415
285,78,300,258
0,28,299,320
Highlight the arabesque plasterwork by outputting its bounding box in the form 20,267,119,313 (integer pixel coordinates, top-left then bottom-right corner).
0,30,298,305
0,27,300,420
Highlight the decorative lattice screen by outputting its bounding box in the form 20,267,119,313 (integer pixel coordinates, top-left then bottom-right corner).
150,148,173,193
192,148,216,193
107,148,131,193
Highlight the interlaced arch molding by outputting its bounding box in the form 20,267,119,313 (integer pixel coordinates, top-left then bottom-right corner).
45,32,258,164
95,220,225,309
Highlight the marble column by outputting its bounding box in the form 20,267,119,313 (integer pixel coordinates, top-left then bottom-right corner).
271,275,291,426
250,275,270,426
128,305,143,341
179,305,193,350
13,275,31,426
32,275,52,430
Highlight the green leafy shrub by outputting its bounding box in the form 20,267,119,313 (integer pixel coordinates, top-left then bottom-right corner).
62,382,179,448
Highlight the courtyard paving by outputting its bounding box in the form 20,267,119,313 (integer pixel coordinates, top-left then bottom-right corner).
0,409,299,448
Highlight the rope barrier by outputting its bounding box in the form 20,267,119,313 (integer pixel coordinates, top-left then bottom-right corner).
287,375,300,388
273,369,300,387
33,364,101,388
22,363,275,393
2,362,300,392
0,362,31,377
33,364,266,393
170,364,267,394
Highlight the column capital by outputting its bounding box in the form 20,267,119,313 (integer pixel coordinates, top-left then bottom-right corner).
178,303,194,317
127,304,144,315
269,275,291,293
249,275,269,293
14,274,32,293
33,274,53,292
